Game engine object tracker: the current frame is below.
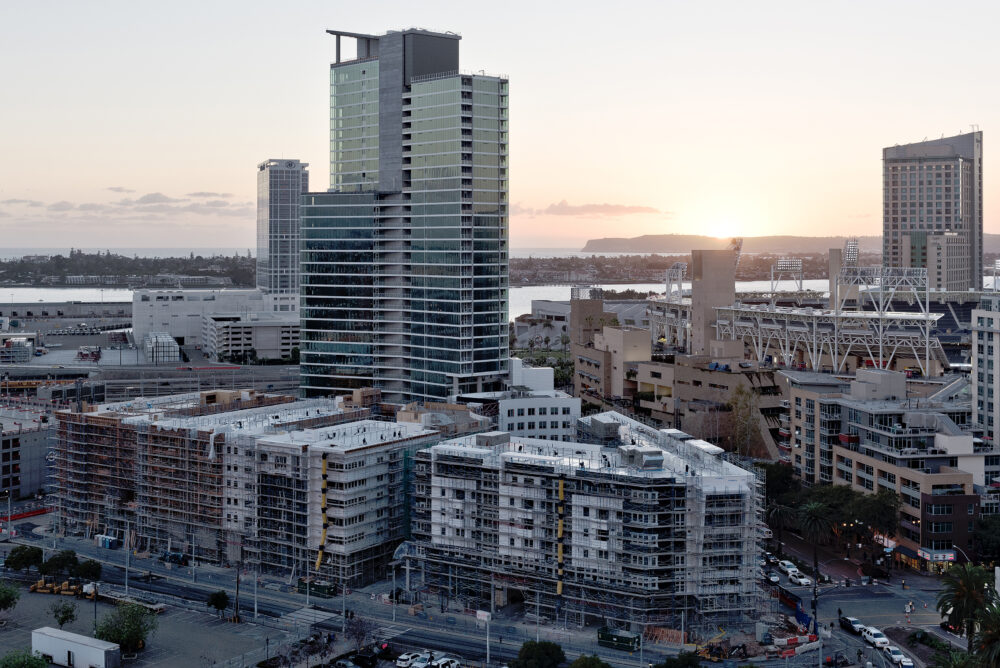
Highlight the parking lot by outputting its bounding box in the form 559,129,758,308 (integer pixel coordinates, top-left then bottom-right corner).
0,582,283,667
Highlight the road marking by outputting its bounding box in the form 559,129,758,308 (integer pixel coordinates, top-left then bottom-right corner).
380,625,414,640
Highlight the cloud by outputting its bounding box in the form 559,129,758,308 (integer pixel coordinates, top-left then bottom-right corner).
135,192,186,205
106,186,135,193
0,210,9,218
78,203,111,212
47,201,75,211
1,199,44,207
542,200,661,217
511,202,537,216
186,191,233,198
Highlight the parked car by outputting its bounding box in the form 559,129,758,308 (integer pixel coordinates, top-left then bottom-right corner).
777,560,798,574
429,659,461,668
397,652,427,668
410,654,437,668
839,616,865,634
763,571,780,584
863,627,890,648
334,661,361,668
350,652,378,668
883,646,913,667
765,552,778,563
789,573,812,586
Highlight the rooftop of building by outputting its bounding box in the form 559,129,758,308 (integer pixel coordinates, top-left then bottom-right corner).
0,406,52,435
207,312,299,325
432,411,753,487
257,419,438,453
457,388,573,401
70,390,352,435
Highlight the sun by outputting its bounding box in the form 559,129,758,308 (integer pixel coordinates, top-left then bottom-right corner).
707,220,741,240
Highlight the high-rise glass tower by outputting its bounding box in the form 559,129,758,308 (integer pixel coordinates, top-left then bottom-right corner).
257,159,309,304
300,29,509,402
883,132,982,291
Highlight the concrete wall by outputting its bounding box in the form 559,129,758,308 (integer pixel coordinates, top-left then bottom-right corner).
691,250,735,355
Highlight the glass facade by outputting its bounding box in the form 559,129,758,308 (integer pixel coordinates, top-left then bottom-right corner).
257,159,309,295
302,31,508,402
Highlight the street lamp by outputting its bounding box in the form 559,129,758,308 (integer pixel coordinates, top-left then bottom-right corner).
952,544,972,563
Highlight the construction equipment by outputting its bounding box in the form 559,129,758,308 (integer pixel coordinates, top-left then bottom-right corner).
29,578,82,597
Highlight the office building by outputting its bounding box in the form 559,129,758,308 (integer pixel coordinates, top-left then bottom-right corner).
257,158,309,310
300,29,509,403
883,132,983,291
405,412,764,635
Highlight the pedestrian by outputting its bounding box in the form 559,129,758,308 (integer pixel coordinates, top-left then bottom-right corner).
837,608,842,619
499,636,503,644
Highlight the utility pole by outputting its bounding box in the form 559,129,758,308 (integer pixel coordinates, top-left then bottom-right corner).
124,520,130,596
392,565,397,622
253,562,259,620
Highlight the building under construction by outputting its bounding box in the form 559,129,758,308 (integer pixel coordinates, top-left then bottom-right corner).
52,390,373,567
405,411,767,639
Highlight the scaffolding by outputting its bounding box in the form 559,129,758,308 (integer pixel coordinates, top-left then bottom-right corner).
406,414,766,640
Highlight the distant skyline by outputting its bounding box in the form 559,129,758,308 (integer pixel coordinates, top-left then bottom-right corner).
2,1,999,247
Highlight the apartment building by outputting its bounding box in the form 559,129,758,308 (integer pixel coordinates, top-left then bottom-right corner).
572,326,650,402
781,369,991,568
406,412,764,635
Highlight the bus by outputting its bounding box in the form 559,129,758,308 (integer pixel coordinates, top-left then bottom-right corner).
597,627,640,651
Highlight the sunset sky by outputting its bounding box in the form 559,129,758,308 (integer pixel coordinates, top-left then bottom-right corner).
2,0,999,249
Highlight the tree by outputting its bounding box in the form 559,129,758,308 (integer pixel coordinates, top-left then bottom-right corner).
206,590,229,617
49,600,77,629
975,601,1000,665
654,653,702,668
73,559,102,581
759,462,800,506
767,502,796,558
39,550,78,576
0,583,20,617
929,651,981,668
96,602,158,653
0,650,47,668
974,514,1000,564
509,641,566,668
4,546,42,573
936,563,995,653
799,502,833,577
852,488,900,544
344,616,379,650
727,384,761,457
569,656,611,668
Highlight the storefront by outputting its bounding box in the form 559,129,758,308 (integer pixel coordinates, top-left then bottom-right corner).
918,547,956,575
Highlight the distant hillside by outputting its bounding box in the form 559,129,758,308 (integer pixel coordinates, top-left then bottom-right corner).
581,234,1000,255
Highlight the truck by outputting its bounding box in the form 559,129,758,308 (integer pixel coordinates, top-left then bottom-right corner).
31,626,121,668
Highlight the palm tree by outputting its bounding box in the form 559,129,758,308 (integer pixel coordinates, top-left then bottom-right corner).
974,601,1000,665
930,651,980,668
798,502,832,576
798,501,833,633
766,502,795,558
936,563,995,654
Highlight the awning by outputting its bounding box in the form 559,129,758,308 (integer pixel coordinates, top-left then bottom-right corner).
895,545,919,559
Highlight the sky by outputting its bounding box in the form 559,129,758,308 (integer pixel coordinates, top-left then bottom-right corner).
2,0,999,249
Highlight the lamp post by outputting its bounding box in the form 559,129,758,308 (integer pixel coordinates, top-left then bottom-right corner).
952,544,972,563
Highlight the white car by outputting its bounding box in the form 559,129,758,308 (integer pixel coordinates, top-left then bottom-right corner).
863,626,890,648
430,660,461,668
777,560,798,574
883,646,913,667
397,653,428,668
789,573,812,586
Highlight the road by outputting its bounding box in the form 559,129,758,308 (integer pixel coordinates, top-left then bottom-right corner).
9,513,963,668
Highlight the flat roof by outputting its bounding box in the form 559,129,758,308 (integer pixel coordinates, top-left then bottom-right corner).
32,626,119,651
258,419,437,452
